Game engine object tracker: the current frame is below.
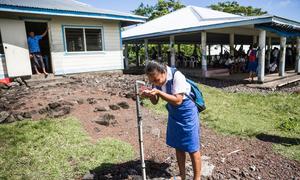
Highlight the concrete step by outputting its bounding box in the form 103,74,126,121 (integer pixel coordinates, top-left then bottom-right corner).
29,74,56,80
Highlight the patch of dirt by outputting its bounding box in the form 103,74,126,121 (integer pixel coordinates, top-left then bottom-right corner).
0,72,299,179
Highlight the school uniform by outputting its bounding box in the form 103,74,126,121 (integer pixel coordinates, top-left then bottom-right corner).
156,66,200,153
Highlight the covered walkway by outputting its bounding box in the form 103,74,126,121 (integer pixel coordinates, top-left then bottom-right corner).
122,6,300,84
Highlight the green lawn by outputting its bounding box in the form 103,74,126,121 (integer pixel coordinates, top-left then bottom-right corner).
143,84,300,161
0,117,134,180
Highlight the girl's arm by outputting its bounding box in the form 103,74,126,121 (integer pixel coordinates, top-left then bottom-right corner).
150,89,183,106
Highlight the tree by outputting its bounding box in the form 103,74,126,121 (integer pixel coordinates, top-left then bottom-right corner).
208,1,267,16
132,0,185,21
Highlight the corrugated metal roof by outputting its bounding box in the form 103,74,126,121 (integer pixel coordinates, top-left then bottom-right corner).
122,6,300,40
0,0,147,22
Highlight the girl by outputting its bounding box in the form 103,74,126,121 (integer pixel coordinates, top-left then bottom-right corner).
142,61,201,180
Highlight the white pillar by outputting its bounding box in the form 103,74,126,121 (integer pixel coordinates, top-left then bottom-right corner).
124,43,129,69
258,30,266,83
253,35,257,45
201,31,207,77
230,33,234,56
279,36,287,76
267,37,272,70
170,35,175,67
144,39,149,65
296,37,300,74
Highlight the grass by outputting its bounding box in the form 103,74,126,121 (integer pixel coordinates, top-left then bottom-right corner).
0,117,134,180
143,84,300,161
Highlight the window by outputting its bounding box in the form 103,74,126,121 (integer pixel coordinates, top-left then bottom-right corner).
85,29,103,51
0,31,4,55
64,27,103,52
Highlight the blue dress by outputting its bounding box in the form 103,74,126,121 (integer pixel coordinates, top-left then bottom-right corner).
157,75,200,153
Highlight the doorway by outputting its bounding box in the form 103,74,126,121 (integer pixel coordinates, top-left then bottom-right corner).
25,21,53,74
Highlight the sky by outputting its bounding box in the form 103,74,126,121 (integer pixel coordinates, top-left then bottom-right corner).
78,0,300,22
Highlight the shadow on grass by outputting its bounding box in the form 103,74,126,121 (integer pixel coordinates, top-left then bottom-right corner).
91,160,172,180
256,133,300,146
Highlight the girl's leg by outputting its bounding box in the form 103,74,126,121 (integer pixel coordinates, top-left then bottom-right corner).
189,150,201,180
176,149,186,180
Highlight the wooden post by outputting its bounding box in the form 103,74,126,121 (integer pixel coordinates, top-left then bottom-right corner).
201,31,207,77
279,36,287,76
258,30,266,83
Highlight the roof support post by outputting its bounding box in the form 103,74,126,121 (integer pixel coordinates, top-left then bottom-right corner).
201,31,207,77
258,30,266,83
135,44,140,67
124,43,129,69
158,43,162,62
296,37,300,74
253,35,257,45
221,44,223,54
279,36,287,76
230,33,234,56
144,39,149,65
266,37,272,71
170,35,176,67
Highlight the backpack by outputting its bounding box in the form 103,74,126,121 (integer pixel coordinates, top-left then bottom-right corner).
170,68,206,113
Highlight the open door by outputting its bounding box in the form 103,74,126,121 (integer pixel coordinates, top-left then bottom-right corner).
0,19,32,77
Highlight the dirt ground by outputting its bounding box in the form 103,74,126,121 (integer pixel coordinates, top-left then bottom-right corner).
0,72,299,180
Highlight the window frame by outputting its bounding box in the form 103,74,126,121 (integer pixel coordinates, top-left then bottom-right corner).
62,25,105,54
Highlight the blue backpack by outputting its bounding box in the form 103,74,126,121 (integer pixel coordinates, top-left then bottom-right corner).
170,68,206,113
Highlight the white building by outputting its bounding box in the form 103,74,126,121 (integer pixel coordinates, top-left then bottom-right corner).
122,6,300,83
0,0,146,79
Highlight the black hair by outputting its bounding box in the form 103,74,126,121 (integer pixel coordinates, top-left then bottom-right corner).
144,61,166,75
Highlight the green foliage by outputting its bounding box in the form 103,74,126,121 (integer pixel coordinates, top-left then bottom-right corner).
143,84,300,160
132,0,185,21
208,1,267,16
0,118,134,180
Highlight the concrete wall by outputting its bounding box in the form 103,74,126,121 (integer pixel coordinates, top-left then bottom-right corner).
49,17,123,75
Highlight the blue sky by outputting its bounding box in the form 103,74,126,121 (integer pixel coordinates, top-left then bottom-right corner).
78,0,300,22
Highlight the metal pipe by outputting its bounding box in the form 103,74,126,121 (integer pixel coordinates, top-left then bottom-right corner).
135,80,146,180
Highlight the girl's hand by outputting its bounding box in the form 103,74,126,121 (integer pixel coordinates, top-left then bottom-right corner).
141,89,154,98
149,88,161,96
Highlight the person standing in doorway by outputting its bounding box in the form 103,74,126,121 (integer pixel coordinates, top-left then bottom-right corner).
142,61,201,180
27,27,49,76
